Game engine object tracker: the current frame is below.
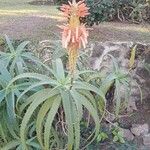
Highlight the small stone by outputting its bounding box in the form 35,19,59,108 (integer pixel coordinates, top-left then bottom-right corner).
131,124,149,136
120,128,134,141
136,67,150,80
127,100,137,113
143,134,150,146
105,113,116,122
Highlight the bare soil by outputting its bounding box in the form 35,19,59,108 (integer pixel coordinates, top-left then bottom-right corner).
0,14,62,42
91,22,150,43
0,14,150,43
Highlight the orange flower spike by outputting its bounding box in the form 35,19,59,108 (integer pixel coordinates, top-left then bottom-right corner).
60,0,89,49
60,0,89,75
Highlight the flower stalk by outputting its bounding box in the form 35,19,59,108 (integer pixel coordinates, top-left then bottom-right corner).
59,0,89,75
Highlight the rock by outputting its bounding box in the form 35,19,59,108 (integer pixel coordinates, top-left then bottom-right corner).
131,124,149,136
127,100,138,113
90,41,150,119
143,134,150,146
118,117,132,129
120,128,134,141
105,112,116,122
92,44,105,57
136,67,150,80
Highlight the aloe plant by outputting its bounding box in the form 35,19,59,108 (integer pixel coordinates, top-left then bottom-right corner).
6,58,106,149
86,54,133,116
0,62,34,133
0,59,48,146
0,35,47,76
1,119,41,150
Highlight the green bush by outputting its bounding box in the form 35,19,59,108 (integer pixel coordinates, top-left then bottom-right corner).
84,0,150,26
56,0,150,25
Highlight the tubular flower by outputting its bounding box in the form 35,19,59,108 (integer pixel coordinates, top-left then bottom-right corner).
60,0,89,17
59,0,89,75
59,24,88,49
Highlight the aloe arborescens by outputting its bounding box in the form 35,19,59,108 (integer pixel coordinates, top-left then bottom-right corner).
59,0,89,75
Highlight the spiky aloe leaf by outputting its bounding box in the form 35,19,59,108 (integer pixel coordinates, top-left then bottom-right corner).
76,90,100,148
61,90,74,150
1,140,20,150
72,98,80,150
54,58,65,81
73,81,106,102
16,80,58,106
44,96,61,149
5,35,15,53
70,89,83,121
79,90,97,108
115,80,121,116
20,88,59,149
129,45,137,69
36,98,54,148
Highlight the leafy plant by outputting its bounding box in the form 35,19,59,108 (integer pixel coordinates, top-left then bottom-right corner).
144,63,150,72
1,121,41,150
112,127,125,144
0,63,32,130
78,52,133,116
129,0,150,23
0,62,43,150
84,0,150,25
6,58,106,149
0,37,54,149
112,66,130,115
129,45,137,69
97,131,108,142
0,35,47,76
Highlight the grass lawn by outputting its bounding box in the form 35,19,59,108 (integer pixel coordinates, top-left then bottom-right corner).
0,0,63,42
0,0,60,16
0,0,150,43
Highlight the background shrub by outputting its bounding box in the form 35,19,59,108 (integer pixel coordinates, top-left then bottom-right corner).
85,0,150,26
56,0,150,25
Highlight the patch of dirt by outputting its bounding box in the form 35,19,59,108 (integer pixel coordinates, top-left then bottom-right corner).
0,14,61,42
0,11,150,43
90,22,150,43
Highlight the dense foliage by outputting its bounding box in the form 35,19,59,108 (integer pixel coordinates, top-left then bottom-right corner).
85,0,150,25
56,0,150,25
